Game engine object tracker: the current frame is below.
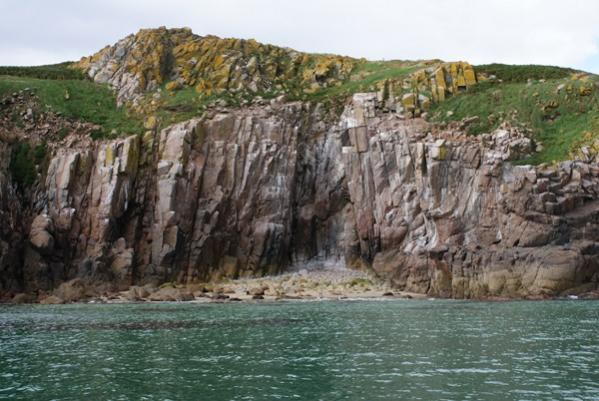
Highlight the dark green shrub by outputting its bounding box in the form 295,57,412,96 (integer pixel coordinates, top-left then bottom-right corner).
9,143,37,188
0,62,86,80
476,64,576,83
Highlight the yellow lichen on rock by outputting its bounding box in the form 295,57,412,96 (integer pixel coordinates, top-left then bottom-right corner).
400,61,478,108
165,81,182,91
412,61,477,101
463,66,477,86
73,27,358,104
144,115,158,130
401,93,416,111
569,130,599,161
104,145,114,167
72,26,478,120
579,85,593,96
419,95,431,111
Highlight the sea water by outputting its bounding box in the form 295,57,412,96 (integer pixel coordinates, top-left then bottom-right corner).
1,299,598,400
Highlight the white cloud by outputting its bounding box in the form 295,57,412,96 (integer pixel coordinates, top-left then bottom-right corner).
1,0,599,72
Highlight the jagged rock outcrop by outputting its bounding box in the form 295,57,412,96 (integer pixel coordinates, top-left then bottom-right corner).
73,27,480,119
410,61,478,102
369,61,480,118
74,27,356,105
1,93,599,299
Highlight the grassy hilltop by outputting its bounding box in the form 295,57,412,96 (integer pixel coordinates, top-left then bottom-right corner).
1,28,598,165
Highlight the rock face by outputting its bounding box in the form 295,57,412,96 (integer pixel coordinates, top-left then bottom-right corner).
1,93,599,299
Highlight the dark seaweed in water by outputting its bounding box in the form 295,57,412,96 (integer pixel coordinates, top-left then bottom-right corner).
7,318,303,332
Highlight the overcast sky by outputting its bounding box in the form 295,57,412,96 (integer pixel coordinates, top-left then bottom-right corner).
2,0,599,73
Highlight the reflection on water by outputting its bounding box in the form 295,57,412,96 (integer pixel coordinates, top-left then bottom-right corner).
1,300,599,400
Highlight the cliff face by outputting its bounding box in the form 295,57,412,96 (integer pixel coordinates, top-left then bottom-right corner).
2,93,599,299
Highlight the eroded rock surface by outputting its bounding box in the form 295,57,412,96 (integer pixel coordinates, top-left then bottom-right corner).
1,93,599,299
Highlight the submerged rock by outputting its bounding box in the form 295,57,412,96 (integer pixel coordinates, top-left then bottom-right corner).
40,295,64,305
122,286,151,301
148,287,194,302
53,279,95,303
11,293,35,304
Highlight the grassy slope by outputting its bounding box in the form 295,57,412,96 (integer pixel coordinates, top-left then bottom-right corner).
0,64,144,138
150,87,248,128
0,63,87,80
430,65,599,164
2,62,599,165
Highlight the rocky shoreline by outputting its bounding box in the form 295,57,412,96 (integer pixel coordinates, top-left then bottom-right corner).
5,262,599,305
4,262,424,305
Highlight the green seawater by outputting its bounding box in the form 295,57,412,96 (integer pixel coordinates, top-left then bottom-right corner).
1,300,599,401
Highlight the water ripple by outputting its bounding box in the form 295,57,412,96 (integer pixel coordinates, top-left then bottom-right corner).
0,300,598,400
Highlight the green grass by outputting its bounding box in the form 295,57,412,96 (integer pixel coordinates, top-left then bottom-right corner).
0,59,420,135
475,64,577,83
153,86,201,126
430,76,599,164
149,86,250,128
0,63,86,80
0,75,144,138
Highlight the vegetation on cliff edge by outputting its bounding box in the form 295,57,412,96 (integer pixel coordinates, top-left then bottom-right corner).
9,142,46,189
2,46,599,166
0,63,86,81
430,65,599,164
0,71,144,138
